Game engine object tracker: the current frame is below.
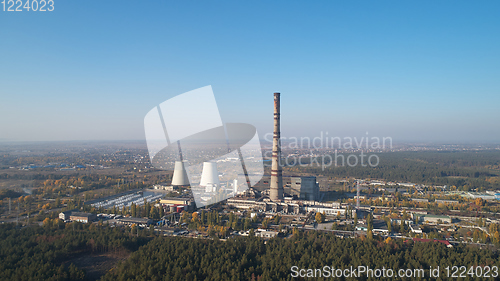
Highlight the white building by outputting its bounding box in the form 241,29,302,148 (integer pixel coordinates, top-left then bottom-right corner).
153,184,174,191
59,210,72,220
304,206,345,216
255,230,278,238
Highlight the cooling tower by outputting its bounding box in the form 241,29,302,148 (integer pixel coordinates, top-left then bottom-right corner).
171,161,190,186
270,92,284,201
200,162,220,188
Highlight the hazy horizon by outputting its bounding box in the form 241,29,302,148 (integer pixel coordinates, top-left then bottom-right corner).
1,138,499,146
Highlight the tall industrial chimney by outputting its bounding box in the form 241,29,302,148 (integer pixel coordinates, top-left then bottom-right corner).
270,92,284,201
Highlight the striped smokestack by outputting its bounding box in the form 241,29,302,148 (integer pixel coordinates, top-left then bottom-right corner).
270,92,284,201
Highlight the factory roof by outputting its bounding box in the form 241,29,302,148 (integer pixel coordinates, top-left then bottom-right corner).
116,217,153,224
70,212,95,217
417,214,450,219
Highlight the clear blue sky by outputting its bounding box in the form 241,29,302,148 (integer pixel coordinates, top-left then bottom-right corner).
1,0,499,143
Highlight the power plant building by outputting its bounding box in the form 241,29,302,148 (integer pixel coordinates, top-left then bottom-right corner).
227,198,342,216
289,176,320,201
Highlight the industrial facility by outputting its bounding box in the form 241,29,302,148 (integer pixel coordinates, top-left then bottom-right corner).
225,92,343,216
148,92,341,216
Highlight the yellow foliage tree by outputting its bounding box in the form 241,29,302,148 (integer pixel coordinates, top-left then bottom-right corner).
192,212,199,223
315,212,325,223
475,198,485,207
42,217,51,227
494,231,500,244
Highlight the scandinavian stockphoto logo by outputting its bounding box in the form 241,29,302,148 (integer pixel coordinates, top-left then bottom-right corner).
144,86,263,208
